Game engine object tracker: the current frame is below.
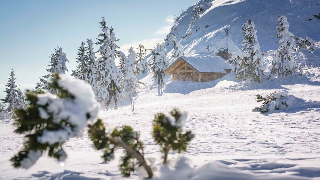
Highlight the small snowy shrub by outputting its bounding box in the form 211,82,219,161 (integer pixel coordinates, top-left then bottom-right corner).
11,73,99,169
88,119,152,178
153,109,194,164
253,91,289,113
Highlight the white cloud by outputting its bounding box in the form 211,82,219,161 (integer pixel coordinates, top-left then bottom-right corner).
165,15,175,24
155,26,172,35
119,38,164,55
154,15,175,35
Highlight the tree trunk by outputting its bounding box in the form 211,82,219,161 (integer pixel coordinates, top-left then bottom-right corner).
163,146,170,165
109,136,153,179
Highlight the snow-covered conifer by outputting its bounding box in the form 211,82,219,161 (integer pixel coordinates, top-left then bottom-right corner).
122,48,138,99
233,20,264,82
151,43,168,95
191,3,204,21
253,91,290,113
95,18,121,104
153,109,194,164
85,39,96,85
58,47,68,74
135,44,146,75
296,36,315,53
37,47,69,93
109,27,120,59
11,74,100,169
72,42,88,80
1,69,25,117
118,51,126,76
169,34,184,58
271,16,298,78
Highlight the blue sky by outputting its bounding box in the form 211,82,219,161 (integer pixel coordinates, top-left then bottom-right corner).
0,0,198,99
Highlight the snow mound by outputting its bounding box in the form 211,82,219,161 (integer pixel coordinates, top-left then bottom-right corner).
153,157,306,180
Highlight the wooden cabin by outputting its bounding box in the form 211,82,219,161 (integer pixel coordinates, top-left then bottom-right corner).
214,29,241,60
165,56,232,82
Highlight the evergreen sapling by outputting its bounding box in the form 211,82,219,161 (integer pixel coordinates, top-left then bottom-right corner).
72,41,89,80
1,69,25,117
271,16,298,78
231,20,264,82
152,109,194,164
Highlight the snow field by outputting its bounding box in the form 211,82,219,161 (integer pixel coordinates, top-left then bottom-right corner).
1,75,320,179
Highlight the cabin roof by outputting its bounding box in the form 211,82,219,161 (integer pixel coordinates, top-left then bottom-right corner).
166,56,231,74
213,35,241,54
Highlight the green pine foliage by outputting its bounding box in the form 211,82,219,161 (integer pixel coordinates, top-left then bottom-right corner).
152,109,194,164
88,119,145,177
11,73,98,169
11,75,69,168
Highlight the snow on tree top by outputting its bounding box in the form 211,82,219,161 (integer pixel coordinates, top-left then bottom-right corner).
168,56,231,73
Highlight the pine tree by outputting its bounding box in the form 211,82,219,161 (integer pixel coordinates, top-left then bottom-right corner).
271,16,298,78
85,39,96,85
135,44,146,75
169,34,184,58
152,109,194,164
11,73,100,169
72,41,88,80
118,51,126,76
296,36,315,53
37,47,69,93
232,20,264,82
151,43,168,95
122,48,138,99
95,18,121,104
1,69,25,117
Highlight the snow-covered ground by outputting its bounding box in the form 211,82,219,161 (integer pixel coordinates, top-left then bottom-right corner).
1,70,320,179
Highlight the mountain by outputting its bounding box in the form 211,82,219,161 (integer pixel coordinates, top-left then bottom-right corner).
166,0,320,56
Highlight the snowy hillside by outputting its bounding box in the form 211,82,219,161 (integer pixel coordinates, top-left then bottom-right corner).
2,71,320,179
167,0,320,56
1,0,320,179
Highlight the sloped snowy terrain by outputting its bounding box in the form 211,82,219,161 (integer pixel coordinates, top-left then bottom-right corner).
1,0,320,179
1,69,320,179
168,0,320,55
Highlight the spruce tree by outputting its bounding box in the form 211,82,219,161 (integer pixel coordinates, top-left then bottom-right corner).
95,18,121,104
169,34,184,58
85,39,96,85
151,43,168,95
11,73,100,169
95,17,112,104
1,69,25,117
152,109,194,164
37,47,69,93
232,20,264,82
122,48,138,99
271,16,297,78
296,36,315,53
72,41,88,80
135,44,146,75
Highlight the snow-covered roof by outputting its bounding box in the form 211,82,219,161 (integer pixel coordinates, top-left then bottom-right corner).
167,56,231,73
213,35,241,54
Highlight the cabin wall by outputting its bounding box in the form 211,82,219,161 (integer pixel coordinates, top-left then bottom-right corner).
172,72,228,82
200,72,227,82
174,72,199,81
